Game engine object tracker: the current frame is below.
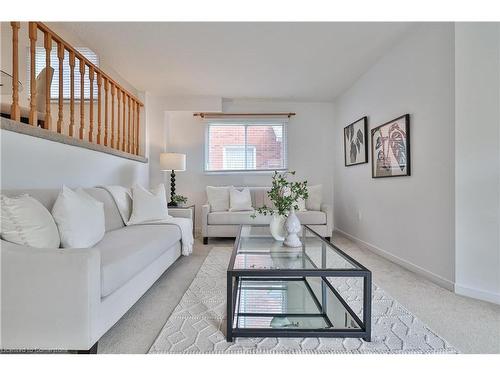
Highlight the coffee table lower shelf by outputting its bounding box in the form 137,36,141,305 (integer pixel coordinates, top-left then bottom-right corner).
226,275,371,342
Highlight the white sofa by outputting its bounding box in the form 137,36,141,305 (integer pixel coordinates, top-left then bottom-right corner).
0,187,189,353
202,187,333,244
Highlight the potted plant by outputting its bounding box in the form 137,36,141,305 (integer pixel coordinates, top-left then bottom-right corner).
171,194,188,207
253,171,308,246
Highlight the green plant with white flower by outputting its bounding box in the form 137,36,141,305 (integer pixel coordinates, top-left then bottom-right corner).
172,194,188,206
252,171,308,218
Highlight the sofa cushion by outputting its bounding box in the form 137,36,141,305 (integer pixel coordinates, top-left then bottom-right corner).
229,187,253,211
207,210,326,225
306,185,322,211
1,188,125,233
84,188,125,232
52,186,106,248
208,210,268,225
98,224,181,297
296,210,327,225
0,194,60,248
128,184,170,225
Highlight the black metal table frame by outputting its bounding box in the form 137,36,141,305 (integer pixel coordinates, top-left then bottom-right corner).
226,224,372,342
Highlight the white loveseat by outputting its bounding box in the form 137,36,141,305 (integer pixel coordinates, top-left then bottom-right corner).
1,187,188,353
202,187,333,244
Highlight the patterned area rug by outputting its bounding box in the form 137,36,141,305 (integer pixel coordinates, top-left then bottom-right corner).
149,247,457,354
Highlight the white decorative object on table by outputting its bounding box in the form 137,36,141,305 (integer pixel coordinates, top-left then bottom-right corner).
251,171,308,246
269,213,286,241
283,207,302,248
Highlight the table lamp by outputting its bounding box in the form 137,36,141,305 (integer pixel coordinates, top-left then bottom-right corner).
160,152,186,207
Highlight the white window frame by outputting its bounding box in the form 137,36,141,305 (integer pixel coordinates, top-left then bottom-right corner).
204,118,288,174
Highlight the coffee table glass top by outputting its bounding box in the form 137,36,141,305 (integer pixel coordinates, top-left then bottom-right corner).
230,225,362,272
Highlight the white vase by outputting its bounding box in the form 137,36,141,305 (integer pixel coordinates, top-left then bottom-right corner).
269,213,286,241
284,207,302,248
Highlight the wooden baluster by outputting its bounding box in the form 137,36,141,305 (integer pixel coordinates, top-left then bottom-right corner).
88,66,94,142
69,50,75,136
104,77,109,146
96,72,102,144
131,99,136,155
28,22,38,126
122,91,126,151
110,82,115,148
136,102,140,155
10,22,20,122
127,95,131,153
117,89,121,150
44,32,52,130
79,58,85,139
56,42,64,133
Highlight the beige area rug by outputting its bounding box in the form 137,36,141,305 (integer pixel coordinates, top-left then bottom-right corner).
149,247,457,354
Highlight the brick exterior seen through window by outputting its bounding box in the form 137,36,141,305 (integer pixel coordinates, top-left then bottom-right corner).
207,123,286,171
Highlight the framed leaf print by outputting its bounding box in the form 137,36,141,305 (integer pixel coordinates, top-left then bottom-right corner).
344,116,368,166
371,114,411,178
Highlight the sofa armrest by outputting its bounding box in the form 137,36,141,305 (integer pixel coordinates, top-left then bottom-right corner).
321,203,333,237
1,240,101,350
201,204,210,236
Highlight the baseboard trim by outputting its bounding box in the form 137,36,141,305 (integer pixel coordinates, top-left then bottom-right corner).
455,283,500,305
334,228,455,291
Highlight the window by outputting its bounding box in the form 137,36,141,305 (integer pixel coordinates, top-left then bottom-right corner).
205,120,287,172
28,47,99,100
223,145,256,170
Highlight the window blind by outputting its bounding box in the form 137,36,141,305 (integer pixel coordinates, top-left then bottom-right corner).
28,47,99,100
205,120,287,172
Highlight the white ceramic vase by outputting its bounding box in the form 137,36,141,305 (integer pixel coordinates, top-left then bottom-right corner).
269,213,287,241
283,207,302,248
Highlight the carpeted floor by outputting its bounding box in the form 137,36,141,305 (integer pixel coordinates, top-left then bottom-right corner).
98,233,500,354
148,247,457,354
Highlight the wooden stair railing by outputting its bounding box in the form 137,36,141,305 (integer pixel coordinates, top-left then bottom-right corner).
8,21,144,157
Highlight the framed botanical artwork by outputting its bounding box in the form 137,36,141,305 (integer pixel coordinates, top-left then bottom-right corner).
371,114,411,178
344,116,368,166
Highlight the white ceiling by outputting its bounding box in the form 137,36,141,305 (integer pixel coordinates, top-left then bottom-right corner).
60,22,415,101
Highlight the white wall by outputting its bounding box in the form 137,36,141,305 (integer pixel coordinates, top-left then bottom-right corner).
333,23,455,289
147,95,223,188
0,129,148,189
455,23,500,304
153,98,335,232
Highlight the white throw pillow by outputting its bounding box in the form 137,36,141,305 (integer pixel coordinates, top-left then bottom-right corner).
229,187,253,211
51,186,105,248
306,185,322,211
206,186,231,212
128,184,170,225
0,194,60,248
296,198,307,212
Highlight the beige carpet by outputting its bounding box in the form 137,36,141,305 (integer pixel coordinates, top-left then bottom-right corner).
149,247,457,354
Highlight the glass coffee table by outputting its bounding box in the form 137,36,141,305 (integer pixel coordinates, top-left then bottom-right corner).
226,225,372,342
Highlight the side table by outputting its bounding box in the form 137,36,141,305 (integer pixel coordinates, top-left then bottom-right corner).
168,204,195,237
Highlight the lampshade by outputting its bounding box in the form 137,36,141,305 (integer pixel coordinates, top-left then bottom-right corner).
160,153,186,171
